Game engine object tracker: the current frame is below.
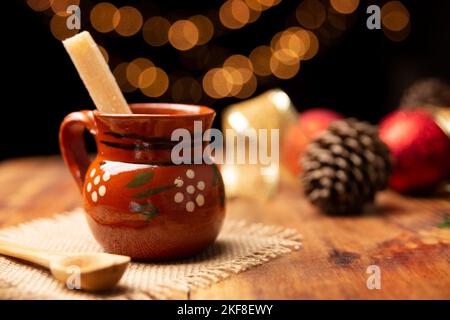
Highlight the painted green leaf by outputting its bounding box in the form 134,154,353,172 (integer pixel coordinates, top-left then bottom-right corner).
438,218,450,228
132,184,175,199
125,171,153,188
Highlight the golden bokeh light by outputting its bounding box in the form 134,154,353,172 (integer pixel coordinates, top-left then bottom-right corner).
97,45,109,64
330,0,360,15
203,68,233,99
223,67,245,96
272,49,299,66
142,16,170,47
50,14,79,40
249,45,272,76
113,6,143,37
189,15,214,45
51,0,80,17
213,68,234,97
171,77,203,103
247,7,262,23
274,27,311,61
220,0,250,29
381,1,410,32
295,0,326,30
302,31,319,60
270,54,300,79
168,20,199,51
138,67,157,89
90,2,119,33
251,0,281,11
224,55,254,83
235,74,257,99
113,62,136,93
126,58,154,88
140,67,169,97
244,0,263,12
383,21,410,42
27,0,51,12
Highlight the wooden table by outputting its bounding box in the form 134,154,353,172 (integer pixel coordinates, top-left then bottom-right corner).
1,156,449,299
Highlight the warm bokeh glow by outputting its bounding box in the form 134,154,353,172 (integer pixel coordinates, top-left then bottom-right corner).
140,68,169,97
330,0,360,15
189,15,214,45
249,46,272,76
27,0,51,12
296,0,326,30
50,14,79,40
97,45,109,64
220,0,250,29
270,53,300,79
142,16,170,47
224,55,253,82
247,6,262,23
50,0,80,17
273,27,311,61
113,6,143,37
90,3,120,33
235,74,257,99
302,31,319,60
168,20,199,51
113,63,136,93
126,58,154,88
381,1,410,32
138,67,157,89
244,0,263,12
203,68,234,98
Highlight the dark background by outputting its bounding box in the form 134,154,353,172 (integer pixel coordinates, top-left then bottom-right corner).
2,0,450,160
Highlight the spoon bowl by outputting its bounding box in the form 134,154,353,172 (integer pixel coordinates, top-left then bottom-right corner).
50,253,130,291
0,239,130,292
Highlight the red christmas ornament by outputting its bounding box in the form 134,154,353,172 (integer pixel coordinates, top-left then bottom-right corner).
379,109,450,193
300,108,345,139
282,108,344,175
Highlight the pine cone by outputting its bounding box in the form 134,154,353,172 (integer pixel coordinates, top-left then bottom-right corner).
301,119,392,215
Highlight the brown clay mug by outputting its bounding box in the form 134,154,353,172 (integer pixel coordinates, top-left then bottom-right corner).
59,103,225,260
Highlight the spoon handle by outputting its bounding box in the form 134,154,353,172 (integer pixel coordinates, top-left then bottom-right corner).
0,239,62,269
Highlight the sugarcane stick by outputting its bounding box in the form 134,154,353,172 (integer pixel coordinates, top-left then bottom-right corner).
63,31,131,114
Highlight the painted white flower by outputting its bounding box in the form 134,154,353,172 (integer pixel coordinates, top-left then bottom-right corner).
173,169,205,212
86,167,109,203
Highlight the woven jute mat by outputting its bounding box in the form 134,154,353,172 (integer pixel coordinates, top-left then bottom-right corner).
0,208,301,299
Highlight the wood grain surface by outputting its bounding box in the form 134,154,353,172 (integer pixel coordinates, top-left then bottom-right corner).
0,156,449,299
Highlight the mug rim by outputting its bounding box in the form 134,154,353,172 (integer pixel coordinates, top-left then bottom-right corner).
94,103,215,118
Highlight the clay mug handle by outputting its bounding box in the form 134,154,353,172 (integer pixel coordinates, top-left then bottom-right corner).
59,110,97,191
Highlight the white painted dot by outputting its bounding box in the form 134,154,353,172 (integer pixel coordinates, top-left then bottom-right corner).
90,168,96,178
91,191,98,203
197,181,205,190
94,176,101,185
102,172,110,182
186,201,195,212
195,194,205,207
98,185,106,197
174,192,184,203
174,177,184,187
186,185,195,194
186,169,195,179
86,182,92,192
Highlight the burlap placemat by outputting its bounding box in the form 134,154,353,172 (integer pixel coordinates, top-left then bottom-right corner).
0,208,301,299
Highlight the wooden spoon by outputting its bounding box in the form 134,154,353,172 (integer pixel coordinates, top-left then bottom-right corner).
0,239,130,291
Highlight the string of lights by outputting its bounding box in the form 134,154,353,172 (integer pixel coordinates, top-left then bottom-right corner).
26,0,410,103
